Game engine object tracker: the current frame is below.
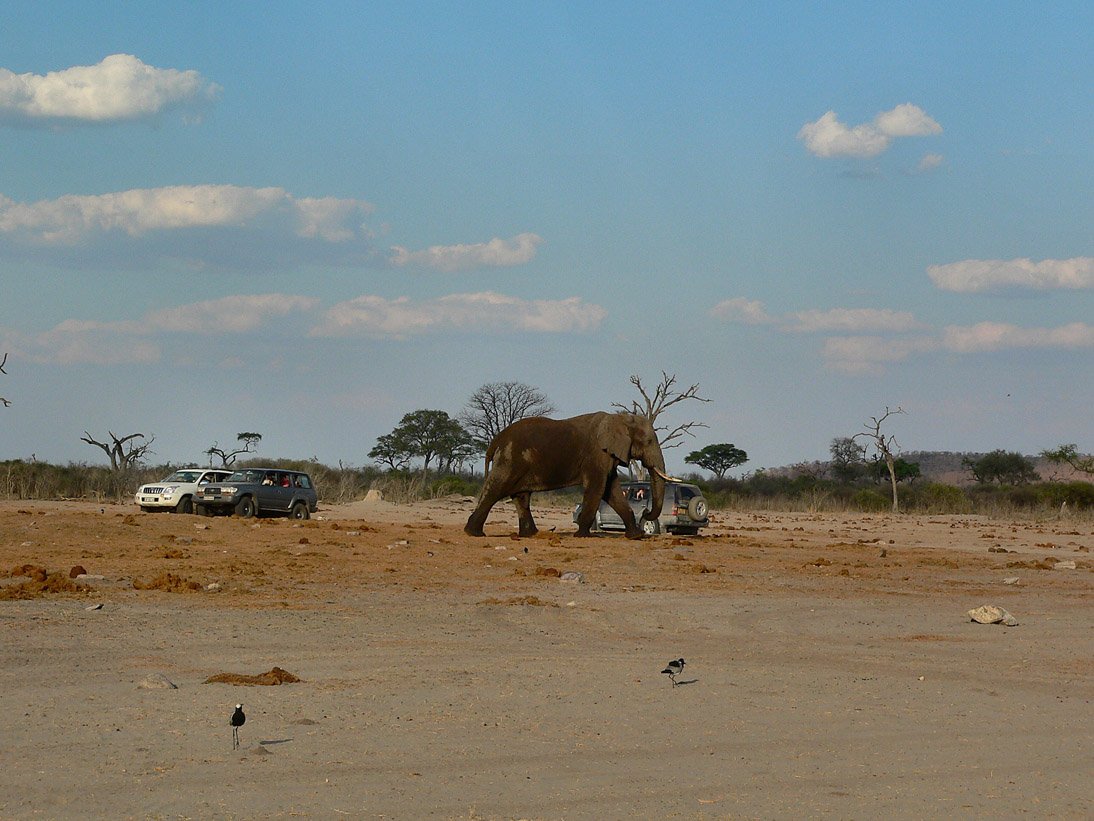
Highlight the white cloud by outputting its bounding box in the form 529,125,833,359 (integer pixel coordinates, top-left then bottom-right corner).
798,103,941,159
941,321,1094,353
0,185,371,246
310,292,606,338
144,294,320,333
708,297,773,325
390,233,542,271
874,103,943,138
918,152,944,172
927,257,1094,293
784,308,921,334
2,294,322,365
0,54,220,126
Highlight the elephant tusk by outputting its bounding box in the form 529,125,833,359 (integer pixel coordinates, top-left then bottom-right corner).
650,465,681,483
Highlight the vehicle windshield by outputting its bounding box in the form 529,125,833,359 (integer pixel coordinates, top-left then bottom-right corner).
227,469,265,484
164,470,202,483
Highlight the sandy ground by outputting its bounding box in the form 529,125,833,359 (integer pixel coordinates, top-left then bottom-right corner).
1,496,1093,820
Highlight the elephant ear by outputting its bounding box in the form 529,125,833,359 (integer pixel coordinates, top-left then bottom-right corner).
595,413,632,464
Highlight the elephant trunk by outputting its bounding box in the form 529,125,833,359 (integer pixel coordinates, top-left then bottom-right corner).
643,451,667,526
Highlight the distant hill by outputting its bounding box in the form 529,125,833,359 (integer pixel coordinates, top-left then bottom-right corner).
765,450,1092,486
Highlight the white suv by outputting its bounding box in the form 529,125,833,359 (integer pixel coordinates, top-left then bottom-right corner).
135,468,233,514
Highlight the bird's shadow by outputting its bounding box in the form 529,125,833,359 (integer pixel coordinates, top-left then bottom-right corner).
258,738,294,746
675,678,699,687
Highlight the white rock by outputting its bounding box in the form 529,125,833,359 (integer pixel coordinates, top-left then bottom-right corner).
1002,577,1020,585
968,604,1018,626
559,571,585,583
138,673,178,690
1054,560,1077,570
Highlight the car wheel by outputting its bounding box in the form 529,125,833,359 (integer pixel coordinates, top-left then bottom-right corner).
235,496,257,518
194,503,209,517
687,497,708,520
140,506,154,513
642,517,660,536
175,497,193,515
290,501,310,520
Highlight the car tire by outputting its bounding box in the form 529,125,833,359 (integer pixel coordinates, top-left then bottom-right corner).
235,496,257,518
687,497,708,521
140,506,154,513
290,501,310,520
642,517,660,536
194,503,209,517
175,497,193,515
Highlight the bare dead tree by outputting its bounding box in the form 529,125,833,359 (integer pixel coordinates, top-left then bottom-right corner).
612,371,711,450
205,432,263,467
459,382,555,448
80,431,156,472
852,407,906,513
1,353,10,408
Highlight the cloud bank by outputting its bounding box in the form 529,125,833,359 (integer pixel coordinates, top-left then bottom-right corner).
798,103,941,159
928,257,1094,293
0,54,220,126
311,292,606,338
390,233,542,270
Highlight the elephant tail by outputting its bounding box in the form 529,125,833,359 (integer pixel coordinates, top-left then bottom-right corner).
483,438,500,477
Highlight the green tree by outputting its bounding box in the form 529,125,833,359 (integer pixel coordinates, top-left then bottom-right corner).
1041,444,1094,477
371,410,472,477
205,432,262,467
685,443,748,479
963,450,1038,485
868,457,920,484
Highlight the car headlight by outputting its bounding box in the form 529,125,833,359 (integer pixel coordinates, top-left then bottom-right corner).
163,485,178,496
222,487,238,495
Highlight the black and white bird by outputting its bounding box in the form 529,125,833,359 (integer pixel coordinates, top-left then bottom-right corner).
230,703,246,749
661,658,686,687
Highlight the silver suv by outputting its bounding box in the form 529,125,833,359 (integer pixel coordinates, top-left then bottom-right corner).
135,468,233,514
574,480,710,536
195,468,318,519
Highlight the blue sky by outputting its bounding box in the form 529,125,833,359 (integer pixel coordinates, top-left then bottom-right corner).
2,2,1093,474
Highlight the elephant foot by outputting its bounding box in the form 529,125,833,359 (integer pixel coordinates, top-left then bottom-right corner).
517,525,539,538
574,527,594,538
624,528,646,541
464,523,485,537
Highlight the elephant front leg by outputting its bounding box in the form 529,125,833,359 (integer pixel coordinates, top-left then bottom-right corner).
604,479,644,540
512,492,538,537
574,482,605,537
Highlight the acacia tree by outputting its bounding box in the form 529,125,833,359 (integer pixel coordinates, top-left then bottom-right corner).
852,407,906,513
80,431,156,472
1041,444,1094,477
371,410,471,478
829,436,867,483
205,432,263,467
963,450,1038,485
459,381,555,448
612,371,710,450
685,443,748,479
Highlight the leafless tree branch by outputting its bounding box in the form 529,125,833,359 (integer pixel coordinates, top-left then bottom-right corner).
852,406,906,513
1,352,9,407
80,430,156,472
612,371,711,449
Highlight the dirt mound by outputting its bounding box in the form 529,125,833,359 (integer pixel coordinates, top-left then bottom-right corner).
203,666,303,685
0,569,88,599
479,595,559,607
8,564,47,580
133,572,202,592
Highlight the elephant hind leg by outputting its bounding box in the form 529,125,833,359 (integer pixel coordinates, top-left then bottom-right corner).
512,492,538,537
465,488,504,537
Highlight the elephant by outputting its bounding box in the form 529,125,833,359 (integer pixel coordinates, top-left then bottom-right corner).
464,411,670,540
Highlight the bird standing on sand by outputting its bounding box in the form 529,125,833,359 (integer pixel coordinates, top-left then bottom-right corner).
662,658,686,687
230,703,246,749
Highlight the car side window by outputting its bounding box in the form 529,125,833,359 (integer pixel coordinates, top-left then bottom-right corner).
295,475,311,489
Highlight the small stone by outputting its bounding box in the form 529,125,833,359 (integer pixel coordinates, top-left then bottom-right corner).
69,565,88,578
138,673,178,690
85,602,104,611
1002,577,1020,585
206,582,222,592
1054,560,1077,570
559,570,585,583
968,605,1018,626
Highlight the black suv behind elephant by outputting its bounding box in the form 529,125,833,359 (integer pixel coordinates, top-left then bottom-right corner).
195,468,318,519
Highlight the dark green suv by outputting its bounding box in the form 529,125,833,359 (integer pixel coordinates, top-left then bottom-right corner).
195,468,318,519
